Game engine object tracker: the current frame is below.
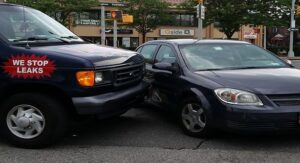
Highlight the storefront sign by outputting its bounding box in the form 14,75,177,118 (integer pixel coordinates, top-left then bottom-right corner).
104,29,133,34
160,29,195,36
76,19,101,26
244,31,257,39
100,3,127,7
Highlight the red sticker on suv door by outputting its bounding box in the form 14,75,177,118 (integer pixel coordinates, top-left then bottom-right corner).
3,55,56,79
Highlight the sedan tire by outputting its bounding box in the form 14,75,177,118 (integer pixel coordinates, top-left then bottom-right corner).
179,97,212,138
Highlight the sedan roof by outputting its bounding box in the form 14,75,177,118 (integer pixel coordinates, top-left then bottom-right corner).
146,39,250,45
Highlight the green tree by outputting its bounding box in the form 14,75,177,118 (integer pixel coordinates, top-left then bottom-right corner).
182,0,289,39
7,0,98,26
247,0,290,27
122,0,170,43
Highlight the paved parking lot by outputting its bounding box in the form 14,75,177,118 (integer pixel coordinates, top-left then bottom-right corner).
1,104,300,163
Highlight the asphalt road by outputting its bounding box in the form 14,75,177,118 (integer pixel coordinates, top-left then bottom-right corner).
2,60,300,163
1,104,300,163
1,60,300,163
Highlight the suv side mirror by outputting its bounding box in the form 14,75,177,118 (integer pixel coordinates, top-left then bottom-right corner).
152,62,178,73
286,59,293,65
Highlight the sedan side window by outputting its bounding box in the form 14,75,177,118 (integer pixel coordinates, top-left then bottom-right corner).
155,45,176,64
140,44,158,61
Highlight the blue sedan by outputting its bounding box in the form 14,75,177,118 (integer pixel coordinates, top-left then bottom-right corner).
137,39,300,137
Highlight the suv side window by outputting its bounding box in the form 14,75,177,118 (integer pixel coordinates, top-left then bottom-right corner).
140,44,158,61
155,45,176,64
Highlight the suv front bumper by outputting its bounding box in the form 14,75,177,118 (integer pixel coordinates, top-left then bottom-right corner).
72,81,149,115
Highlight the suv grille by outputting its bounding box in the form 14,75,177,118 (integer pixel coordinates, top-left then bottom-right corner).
267,94,300,106
113,64,143,86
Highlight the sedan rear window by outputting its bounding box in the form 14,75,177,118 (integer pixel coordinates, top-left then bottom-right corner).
179,43,287,71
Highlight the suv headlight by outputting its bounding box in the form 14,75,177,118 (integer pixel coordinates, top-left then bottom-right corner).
214,88,263,106
95,72,103,83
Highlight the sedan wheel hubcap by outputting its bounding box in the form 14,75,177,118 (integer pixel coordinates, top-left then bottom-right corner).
6,104,45,139
182,103,206,133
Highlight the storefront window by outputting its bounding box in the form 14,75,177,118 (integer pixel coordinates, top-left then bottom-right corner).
104,37,139,49
161,13,196,27
131,37,139,48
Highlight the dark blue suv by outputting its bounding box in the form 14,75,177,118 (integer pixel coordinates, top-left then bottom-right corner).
137,39,300,137
0,3,147,148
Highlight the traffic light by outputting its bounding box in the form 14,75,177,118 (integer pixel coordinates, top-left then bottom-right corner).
122,14,133,24
111,11,123,20
296,6,300,16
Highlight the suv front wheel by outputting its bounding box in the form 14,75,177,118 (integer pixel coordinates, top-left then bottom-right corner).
0,93,68,148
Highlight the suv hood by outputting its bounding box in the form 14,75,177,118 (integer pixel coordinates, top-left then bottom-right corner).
196,68,300,95
34,43,139,67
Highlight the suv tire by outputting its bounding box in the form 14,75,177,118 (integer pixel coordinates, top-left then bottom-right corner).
0,93,68,148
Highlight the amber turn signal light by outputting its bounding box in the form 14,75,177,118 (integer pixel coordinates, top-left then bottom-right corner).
76,71,95,87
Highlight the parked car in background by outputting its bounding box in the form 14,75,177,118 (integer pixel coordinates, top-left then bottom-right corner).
0,3,147,148
137,39,300,137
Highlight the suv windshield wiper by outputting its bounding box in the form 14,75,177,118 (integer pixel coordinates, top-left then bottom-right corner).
13,37,48,42
50,37,71,43
48,31,81,43
60,36,79,39
13,36,73,44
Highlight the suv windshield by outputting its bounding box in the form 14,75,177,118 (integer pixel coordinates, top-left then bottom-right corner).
179,43,288,71
0,5,83,44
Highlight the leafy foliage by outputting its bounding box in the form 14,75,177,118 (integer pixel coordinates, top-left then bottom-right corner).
182,0,290,39
7,0,98,26
121,0,170,43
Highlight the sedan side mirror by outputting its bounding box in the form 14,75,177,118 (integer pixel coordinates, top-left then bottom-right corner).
152,62,178,73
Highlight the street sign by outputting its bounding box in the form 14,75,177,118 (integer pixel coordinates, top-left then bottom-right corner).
201,5,205,19
292,19,296,28
288,28,299,31
196,5,200,18
196,5,205,19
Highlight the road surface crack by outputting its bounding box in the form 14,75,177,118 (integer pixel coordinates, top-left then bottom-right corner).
193,139,207,150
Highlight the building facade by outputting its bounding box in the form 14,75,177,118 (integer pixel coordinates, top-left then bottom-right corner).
70,0,264,49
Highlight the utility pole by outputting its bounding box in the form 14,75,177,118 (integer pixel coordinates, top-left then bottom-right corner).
197,0,205,40
111,10,122,48
113,19,117,47
101,5,106,46
264,26,267,49
288,0,296,57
